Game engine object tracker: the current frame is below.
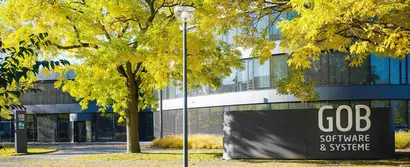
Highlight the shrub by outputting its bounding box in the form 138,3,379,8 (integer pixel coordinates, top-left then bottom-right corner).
395,131,410,149
151,134,223,149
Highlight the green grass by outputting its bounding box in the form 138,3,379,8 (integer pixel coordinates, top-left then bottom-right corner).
396,131,410,149
151,134,223,149
0,146,57,157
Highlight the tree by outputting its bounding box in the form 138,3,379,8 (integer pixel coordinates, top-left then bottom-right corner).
0,1,241,153
0,33,70,119
202,0,410,101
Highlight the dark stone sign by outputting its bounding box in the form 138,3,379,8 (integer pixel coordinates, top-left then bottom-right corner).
14,110,27,153
223,105,394,160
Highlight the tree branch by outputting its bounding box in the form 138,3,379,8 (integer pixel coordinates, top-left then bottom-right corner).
54,43,97,49
117,65,128,78
99,20,111,41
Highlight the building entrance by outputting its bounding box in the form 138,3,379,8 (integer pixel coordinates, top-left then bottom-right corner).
73,121,86,142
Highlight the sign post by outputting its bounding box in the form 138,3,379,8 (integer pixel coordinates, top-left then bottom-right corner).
15,110,27,153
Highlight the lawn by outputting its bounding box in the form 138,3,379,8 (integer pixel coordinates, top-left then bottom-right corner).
69,150,410,167
0,146,57,157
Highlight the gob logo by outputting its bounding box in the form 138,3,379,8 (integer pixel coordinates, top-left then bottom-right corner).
318,105,371,132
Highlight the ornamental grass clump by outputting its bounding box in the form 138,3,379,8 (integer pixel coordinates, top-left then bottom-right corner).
395,131,410,149
151,134,222,149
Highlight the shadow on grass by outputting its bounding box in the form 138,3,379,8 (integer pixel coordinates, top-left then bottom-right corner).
1,146,59,157
13,149,59,156
237,153,410,166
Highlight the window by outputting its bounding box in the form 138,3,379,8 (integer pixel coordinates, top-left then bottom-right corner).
305,54,329,86
256,15,270,39
271,103,289,110
268,13,285,40
408,56,410,84
308,102,322,109
390,58,400,84
270,55,288,88
328,101,351,108
175,85,183,98
391,100,407,126
164,84,176,99
254,104,270,110
408,101,410,128
401,58,407,84
114,114,126,141
286,12,298,20
329,52,349,85
237,63,248,91
350,101,370,107
254,59,270,89
26,115,37,142
350,58,370,85
371,100,389,108
97,113,114,141
238,105,252,111
370,54,389,84
289,102,308,109
247,59,254,90
221,68,237,92
0,119,12,142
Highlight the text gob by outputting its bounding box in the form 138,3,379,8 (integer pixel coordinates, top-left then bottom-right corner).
318,105,371,132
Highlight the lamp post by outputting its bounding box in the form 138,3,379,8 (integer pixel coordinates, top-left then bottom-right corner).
159,89,163,139
175,5,195,167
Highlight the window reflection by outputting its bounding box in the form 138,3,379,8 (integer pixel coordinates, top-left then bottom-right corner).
351,57,370,85
254,59,270,89
329,53,349,85
391,100,407,126
221,68,237,92
237,66,248,91
162,53,410,100
370,54,389,84
390,58,400,84
270,55,288,88
305,54,329,86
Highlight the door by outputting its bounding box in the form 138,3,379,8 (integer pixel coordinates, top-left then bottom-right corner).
74,121,86,142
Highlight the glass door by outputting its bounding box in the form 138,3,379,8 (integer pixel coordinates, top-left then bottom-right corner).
74,121,86,142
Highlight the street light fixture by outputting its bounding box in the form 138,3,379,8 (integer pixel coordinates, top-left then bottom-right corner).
175,5,196,167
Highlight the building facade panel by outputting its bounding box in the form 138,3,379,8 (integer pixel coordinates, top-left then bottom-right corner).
157,53,410,137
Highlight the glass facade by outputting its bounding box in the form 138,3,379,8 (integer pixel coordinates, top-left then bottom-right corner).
254,59,270,89
371,54,390,84
217,12,296,44
0,112,154,143
270,54,288,88
329,52,349,85
164,54,410,99
0,117,14,142
97,113,114,141
158,100,410,136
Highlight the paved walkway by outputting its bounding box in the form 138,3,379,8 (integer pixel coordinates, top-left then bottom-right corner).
0,143,167,167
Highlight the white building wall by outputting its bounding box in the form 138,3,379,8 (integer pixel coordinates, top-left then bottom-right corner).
162,89,299,110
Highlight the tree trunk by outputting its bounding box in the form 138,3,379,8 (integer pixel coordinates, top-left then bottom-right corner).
125,62,141,153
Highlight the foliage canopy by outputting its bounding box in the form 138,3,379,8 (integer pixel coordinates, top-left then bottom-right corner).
202,0,410,100
0,33,69,119
0,0,241,152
